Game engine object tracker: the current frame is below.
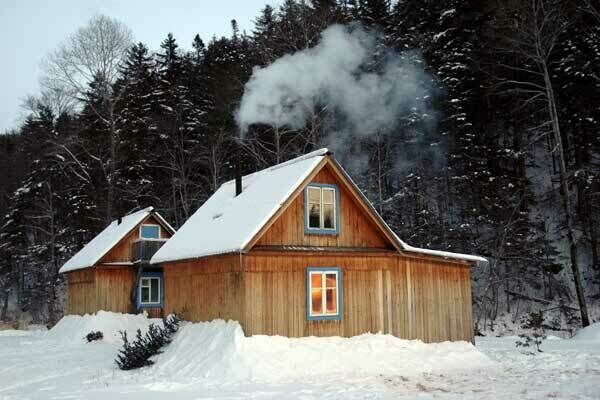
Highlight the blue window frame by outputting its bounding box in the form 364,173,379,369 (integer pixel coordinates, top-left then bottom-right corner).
306,267,342,321
304,183,340,235
137,271,163,308
140,224,160,239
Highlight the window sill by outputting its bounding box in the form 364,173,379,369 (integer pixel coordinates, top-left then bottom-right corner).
305,228,339,235
307,314,342,321
137,303,162,308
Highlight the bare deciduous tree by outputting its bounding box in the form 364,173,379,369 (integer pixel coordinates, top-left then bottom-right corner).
42,14,133,223
495,0,590,326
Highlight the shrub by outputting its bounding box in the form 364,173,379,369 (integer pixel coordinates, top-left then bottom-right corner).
85,331,104,342
115,314,181,370
515,311,546,355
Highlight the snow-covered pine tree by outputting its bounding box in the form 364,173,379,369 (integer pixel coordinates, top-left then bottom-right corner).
114,42,159,213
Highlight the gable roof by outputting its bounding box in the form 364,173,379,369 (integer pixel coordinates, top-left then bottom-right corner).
151,148,486,264
151,149,329,264
59,207,175,273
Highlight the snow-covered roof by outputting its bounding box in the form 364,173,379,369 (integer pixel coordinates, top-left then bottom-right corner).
151,149,329,263
398,239,487,263
60,207,168,273
151,148,486,264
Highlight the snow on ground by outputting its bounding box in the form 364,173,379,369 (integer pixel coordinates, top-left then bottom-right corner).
46,310,162,344
152,320,491,382
573,322,600,341
0,313,599,400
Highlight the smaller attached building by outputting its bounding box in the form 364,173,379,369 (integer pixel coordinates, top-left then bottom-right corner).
59,207,175,317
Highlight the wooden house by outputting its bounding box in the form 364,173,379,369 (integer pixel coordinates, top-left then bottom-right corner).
150,149,486,343
59,207,175,317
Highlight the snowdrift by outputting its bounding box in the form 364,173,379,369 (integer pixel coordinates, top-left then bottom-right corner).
47,311,162,344
573,322,600,342
153,320,494,382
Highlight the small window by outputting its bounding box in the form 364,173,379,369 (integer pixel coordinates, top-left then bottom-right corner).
305,184,339,234
307,267,342,320
138,274,162,307
140,224,160,239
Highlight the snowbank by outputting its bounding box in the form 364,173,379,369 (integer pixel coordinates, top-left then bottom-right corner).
153,320,493,382
47,311,162,344
573,322,600,342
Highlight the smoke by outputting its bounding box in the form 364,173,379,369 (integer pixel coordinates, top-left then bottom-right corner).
236,23,439,174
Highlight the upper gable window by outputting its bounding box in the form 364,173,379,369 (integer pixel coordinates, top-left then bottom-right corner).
140,224,160,239
305,184,339,234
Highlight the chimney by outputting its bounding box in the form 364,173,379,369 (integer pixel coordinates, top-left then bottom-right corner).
234,134,244,196
117,216,122,225
235,162,242,196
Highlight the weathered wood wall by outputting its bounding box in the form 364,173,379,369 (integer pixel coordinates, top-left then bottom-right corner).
162,254,244,322
100,215,171,264
255,165,392,249
66,267,136,315
66,268,96,315
242,251,473,342
95,267,135,314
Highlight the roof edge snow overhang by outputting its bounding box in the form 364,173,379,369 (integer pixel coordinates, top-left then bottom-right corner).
327,156,487,265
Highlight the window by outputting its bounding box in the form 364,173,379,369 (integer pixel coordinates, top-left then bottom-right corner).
137,272,163,307
306,267,342,320
305,184,339,234
140,224,160,239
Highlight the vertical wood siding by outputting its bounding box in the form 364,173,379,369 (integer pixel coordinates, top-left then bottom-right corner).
255,165,392,249
243,252,473,342
66,267,135,315
95,267,135,313
162,254,244,322
66,268,96,315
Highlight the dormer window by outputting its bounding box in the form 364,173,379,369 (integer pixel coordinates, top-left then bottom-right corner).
140,224,160,239
305,184,339,234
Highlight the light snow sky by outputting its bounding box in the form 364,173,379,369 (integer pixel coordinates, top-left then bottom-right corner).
0,0,279,133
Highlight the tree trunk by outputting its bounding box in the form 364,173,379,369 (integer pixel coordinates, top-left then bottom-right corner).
542,63,590,327
0,289,8,321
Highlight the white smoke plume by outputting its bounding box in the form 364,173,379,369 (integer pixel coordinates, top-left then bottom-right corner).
236,23,438,172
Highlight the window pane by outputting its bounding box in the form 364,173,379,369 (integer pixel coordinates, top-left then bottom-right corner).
141,287,150,303
141,278,149,287
310,273,322,289
311,288,323,314
325,273,337,288
322,188,335,204
150,279,159,303
141,225,160,239
323,204,334,229
309,204,320,228
308,187,320,204
326,288,337,314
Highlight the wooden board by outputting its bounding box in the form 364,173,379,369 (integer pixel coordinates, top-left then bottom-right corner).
254,165,393,249
66,268,96,315
242,252,473,342
161,254,244,322
95,267,135,314
66,266,137,315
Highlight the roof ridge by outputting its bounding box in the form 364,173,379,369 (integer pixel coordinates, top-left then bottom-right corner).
108,206,154,226
222,148,330,186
